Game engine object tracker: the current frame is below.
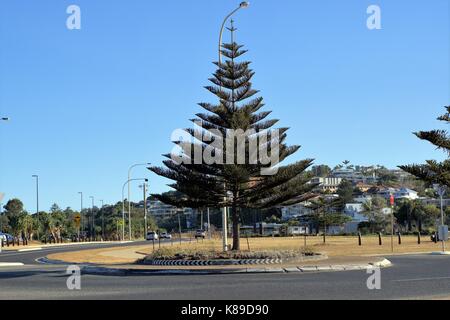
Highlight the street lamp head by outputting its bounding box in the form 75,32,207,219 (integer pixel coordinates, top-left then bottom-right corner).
1,117,9,121
240,1,249,8
32,175,38,178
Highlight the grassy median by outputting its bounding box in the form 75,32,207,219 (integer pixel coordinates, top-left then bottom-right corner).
46,235,447,265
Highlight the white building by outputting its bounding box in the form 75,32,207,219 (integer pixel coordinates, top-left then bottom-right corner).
148,200,193,217
281,203,313,221
310,177,343,193
377,187,418,201
343,203,368,233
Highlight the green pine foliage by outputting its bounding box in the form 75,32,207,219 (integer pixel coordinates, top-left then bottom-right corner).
399,106,450,187
150,27,317,250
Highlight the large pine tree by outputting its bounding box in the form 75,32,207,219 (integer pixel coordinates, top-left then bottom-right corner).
399,106,450,187
149,24,317,250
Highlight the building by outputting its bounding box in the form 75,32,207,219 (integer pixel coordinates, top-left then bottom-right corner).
377,187,419,201
287,225,309,236
281,203,313,221
343,203,368,233
310,177,343,193
148,200,193,217
330,167,378,184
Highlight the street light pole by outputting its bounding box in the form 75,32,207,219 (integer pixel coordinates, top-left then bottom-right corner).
143,183,148,237
218,1,249,252
122,178,148,241
89,196,94,239
127,163,151,242
32,175,39,239
99,200,104,240
78,192,83,234
207,207,211,239
435,185,447,252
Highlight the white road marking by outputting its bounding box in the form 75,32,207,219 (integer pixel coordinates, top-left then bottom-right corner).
392,276,450,282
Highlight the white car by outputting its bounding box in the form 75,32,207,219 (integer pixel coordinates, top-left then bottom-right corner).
160,232,172,240
146,231,159,241
0,233,13,243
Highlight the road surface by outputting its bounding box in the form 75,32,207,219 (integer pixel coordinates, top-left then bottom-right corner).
1,244,450,300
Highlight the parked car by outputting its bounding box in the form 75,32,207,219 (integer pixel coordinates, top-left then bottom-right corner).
0,233,14,243
146,231,159,241
195,229,206,239
160,232,172,239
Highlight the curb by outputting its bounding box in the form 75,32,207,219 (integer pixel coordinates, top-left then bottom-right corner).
80,258,392,276
0,262,25,267
18,248,43,252
430,251,450,256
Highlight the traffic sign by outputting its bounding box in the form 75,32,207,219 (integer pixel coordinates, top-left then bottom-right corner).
390,194,395,206
74,214,81,227
439,225,449,241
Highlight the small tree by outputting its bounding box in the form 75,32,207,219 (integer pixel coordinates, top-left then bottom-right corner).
361,196,390,233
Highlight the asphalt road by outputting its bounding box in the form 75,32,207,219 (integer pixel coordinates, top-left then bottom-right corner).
0,240,149,264
1,247,450,299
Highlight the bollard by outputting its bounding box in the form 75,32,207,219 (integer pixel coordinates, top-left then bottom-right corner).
398,232,402,245
417,232,421,245
434,232,438,243
378,232,382,246
358,232,362,246
152,239,155,251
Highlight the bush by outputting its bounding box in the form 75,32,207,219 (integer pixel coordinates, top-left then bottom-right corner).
141,247,316,261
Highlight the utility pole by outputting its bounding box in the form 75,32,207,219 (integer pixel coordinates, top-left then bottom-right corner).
99,200,104,240
89,196,94,239
143,183,148,238
390,194,395,253
218,1,249,252
207,207,211,239
32,175,39,239
434,185,448,253
178,212,182,245
78,192,83,235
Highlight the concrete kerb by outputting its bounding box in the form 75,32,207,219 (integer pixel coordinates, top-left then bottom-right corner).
0,262,25,267
78,258,393,276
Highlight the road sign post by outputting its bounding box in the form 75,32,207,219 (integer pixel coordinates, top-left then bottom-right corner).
390,194,395,253
74,214,81,239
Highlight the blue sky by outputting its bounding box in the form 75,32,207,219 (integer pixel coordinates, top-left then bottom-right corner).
0,0,449,212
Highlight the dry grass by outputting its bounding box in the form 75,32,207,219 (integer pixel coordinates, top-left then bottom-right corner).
138,235,445,257
48,235,446,265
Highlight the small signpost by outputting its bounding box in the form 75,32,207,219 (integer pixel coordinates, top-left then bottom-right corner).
390,194,395,253
74,214,81,238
